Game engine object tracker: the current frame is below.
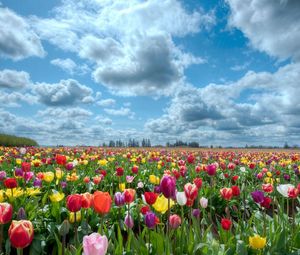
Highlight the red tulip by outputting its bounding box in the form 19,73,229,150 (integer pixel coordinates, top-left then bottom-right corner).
81,192,93,209
56,154,66,165
184,183,198,207
140,205,150,215
221,218,232,231
66,194,82,212
116,167,124,177
123,189,136,204
288,187,299,198
131,166,139,174
144,192,158,205
92,191,112,214
4,178,17,189
187,154,195,164
8,220,34,249
231,186,240,197
262,184,273,193
220,188,233,200
260,196,272,208
21,162,31,172
0,202,13,224
193,178,203,189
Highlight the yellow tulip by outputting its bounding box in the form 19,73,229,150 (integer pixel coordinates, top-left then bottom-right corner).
16,158,22,165
98,159,108,166
43,172,55,182
55,168,64,179
26,188,41,196
0,190,4,202
69,211,81,223
266,172,272,177
249,235,266,249
119,183,125,192
153,195,174,214
5,188,24,198
149,175,160,185
49,190,65,202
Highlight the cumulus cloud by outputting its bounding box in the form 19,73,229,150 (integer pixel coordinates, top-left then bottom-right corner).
37,107,93,119
227,0,300,61
95,115,113,125
50,58,90,75
145,62,300,145
104,107,135,119
96,99,116,107
0,7,45,60
29,0,212,96
34,79,94,106
0,69,31,89
0,92,37,107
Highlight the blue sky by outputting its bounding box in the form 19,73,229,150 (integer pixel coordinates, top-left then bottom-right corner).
0,0,299,146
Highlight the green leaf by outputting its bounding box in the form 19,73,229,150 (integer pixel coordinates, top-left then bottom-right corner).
236,240,248,255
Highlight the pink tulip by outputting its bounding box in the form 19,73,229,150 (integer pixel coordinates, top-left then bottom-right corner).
83,233,108,255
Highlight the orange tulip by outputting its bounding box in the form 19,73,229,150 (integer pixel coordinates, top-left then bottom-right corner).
92,191,112,214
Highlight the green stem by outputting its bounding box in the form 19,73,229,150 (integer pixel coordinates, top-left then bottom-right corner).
180,206,184,254
74,212,78,247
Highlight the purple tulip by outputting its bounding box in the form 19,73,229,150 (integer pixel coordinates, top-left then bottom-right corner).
251,190,264,204
284,174,290,181
145,212,156,229
114,192,125,207
125,214,134,229
0,171,6,180
60,181,67,189
33,178,42,188
15,168,23,177
154,185,161,193
192,209,201,218
160,175,176,198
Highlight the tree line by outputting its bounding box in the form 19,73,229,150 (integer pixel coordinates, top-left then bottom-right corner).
0,134,38,147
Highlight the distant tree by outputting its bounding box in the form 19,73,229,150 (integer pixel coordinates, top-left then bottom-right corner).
284,142,290,149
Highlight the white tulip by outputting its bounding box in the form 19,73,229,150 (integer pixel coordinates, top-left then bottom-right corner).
199,197,208,208
277,184,295,197
176,191,187,206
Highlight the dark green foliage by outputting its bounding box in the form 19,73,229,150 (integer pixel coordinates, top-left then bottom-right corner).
0,133,38,146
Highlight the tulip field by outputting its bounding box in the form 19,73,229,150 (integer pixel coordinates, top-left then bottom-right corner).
0,147,300,255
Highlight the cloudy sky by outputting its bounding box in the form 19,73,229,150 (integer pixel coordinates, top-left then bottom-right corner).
0,0,299,146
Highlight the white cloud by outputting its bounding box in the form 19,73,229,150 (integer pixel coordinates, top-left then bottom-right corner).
145,62,300,145
95,115,113,125
37,107,93,119
227,0,300,61
0,91,37,107
34,79,94,106
50,58,90,75
0,69,31,89
97,99,116,107
0,7,45,60
29,0,213,96
104,107,135,119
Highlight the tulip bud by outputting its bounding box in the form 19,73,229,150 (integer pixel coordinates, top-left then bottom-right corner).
124,214,134,229
144,212,156,229
169,214,181,229
0,202,13,224
114,192,125,207
17,207,27,220
8,220,34,249
58,219,70,236
192,209,200,218
199,197,208,208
